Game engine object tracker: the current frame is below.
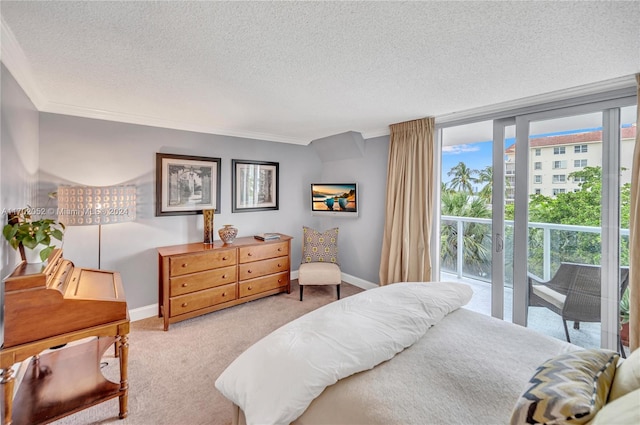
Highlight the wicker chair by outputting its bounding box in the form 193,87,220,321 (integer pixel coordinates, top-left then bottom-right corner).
528,263,630,344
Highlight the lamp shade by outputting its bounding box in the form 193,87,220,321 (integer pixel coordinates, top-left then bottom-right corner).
58,185,136,226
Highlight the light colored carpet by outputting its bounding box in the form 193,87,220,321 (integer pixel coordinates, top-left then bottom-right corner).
51,281,362,425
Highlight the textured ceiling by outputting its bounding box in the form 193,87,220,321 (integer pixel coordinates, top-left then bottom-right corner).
1,1,639,145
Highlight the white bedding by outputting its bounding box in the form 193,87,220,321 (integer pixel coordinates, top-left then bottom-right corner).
215,281,473,425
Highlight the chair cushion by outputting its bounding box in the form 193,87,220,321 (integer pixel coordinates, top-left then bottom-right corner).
298,262,341,286
510,349,619,425
532,284,566,310
609,347,640,401
302,226,339,264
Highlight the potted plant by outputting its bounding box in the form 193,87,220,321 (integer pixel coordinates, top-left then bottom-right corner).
620,286,630,346
2,207,65,263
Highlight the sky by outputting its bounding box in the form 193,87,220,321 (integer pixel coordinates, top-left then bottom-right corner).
441,123,635,188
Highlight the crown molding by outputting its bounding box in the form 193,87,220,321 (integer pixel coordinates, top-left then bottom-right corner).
1,16,46,109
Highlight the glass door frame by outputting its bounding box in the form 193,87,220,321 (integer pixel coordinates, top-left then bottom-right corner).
491,118,514,319
511,98,635,351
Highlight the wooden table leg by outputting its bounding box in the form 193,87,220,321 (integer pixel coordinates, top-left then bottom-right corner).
118,334,129,419
1,366,15,425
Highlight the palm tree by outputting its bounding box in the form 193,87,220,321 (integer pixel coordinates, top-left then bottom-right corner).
447,162,477,194
440,191,492,277
476,166,492,201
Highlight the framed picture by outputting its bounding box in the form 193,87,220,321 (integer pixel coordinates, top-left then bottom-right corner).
232,160,279,212
156,153,221,216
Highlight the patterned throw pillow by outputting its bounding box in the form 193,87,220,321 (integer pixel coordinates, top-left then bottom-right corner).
510,349,619,425
302,226,339,264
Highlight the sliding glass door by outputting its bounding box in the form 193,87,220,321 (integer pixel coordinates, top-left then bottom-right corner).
438,92,636,352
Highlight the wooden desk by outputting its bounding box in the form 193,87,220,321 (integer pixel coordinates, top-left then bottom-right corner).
1,318,129,425
1,251,129,425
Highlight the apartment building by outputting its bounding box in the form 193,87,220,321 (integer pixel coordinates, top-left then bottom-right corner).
504,125,636,201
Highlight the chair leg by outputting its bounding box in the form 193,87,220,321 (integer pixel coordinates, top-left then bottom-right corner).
337,284,340,300
300,285,303,301
563,319,571,343
574,321,580,330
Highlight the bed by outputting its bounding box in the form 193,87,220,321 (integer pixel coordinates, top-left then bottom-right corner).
215,282,638,425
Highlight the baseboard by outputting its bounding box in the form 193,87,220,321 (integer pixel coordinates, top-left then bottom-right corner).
129,304,158,322
291,268,378,290
129,272,379,322
340,272,378,290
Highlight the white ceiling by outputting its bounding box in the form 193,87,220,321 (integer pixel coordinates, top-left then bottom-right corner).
1,1,638,145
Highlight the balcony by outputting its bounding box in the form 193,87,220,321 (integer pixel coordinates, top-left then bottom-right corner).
440,215,629,352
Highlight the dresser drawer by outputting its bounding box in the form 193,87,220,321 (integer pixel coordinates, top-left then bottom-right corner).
238,241,288,264
169,249,236,277
170,283,236,316
239,272,289,298
238,256,289,281
170,265,237,296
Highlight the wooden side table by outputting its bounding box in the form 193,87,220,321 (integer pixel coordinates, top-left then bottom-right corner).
1,318,129,425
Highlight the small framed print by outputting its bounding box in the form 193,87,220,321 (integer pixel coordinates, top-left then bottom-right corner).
156,153,221,216
232,160,279,212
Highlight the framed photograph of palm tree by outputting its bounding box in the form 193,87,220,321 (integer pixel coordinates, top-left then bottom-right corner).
156,153,221,216
232,159,279,212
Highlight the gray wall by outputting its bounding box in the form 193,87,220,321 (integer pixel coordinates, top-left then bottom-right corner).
316,136,388,283
1,63,39,276
38,114,389,309
0,64,390,312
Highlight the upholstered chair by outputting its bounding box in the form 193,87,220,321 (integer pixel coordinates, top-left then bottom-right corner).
298,226,341,301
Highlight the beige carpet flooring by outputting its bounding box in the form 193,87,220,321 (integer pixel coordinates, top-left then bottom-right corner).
51,281,363,425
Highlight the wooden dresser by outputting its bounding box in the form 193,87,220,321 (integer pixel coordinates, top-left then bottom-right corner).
157,234,292,330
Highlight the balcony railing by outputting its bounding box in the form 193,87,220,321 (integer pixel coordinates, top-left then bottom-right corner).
440,215,630,282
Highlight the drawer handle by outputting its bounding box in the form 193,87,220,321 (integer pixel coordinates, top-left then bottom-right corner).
181,302,188,308
247,269,252,274
277,248,282,252
223,256,229,260
181,263,188,268
248,286,252,290
247,252,253,257
278,279,282,283
222,292,227,297
222,274,228,279
182,283,188,287
277,263,282,267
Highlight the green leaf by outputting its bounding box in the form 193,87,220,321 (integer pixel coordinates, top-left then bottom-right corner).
34,228,47,243
51,229,64,241
40,246,54,262
22,235,38,249
3,224,17,240
9,239,20,250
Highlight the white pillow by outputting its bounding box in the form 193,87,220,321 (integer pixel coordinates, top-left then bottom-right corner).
609,347,640,401
590,388,640,425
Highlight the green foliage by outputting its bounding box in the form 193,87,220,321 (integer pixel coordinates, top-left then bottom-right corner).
475,166,493,202
446,162,477,194
2,208,65,261
443,163,631,283
440,192,492,278
524,166,631,272
620,286,630,324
